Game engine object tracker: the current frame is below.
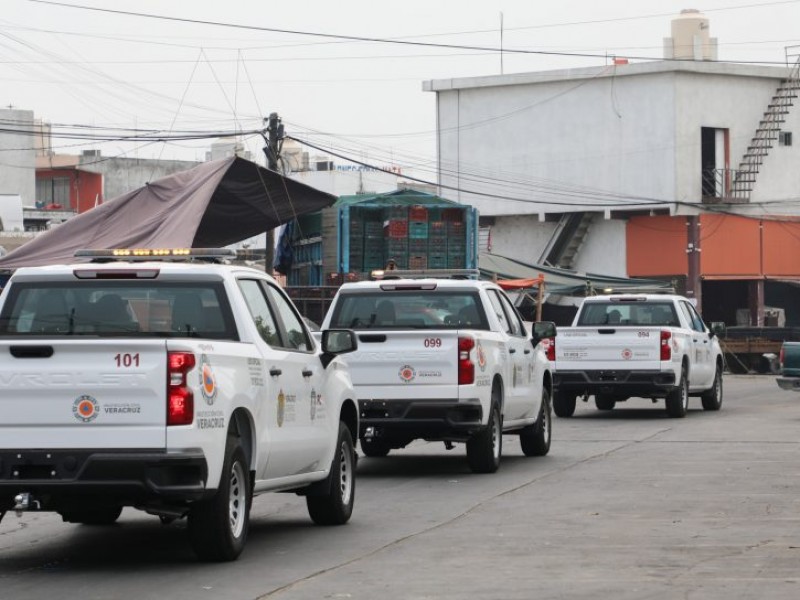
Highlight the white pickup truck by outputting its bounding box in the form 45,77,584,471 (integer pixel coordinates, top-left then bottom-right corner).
321,275,556,473
552,294,723,418
0,248,359,561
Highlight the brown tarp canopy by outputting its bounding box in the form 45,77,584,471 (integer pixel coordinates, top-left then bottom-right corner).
0,156,336,269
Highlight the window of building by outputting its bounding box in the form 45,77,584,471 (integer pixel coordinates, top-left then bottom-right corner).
780,131,792,146
36,177,70,205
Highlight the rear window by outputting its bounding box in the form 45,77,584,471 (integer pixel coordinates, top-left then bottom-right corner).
329,291,488,330
577,301,679,327
0,281,237,339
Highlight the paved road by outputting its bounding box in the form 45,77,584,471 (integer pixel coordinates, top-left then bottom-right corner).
1,375,799,600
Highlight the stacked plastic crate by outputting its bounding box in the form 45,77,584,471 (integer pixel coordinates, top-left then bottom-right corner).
384,205,409,269
444,208,466,268
407,205,428,270
428,212,448,269
348,208,365,273
363,218,385,271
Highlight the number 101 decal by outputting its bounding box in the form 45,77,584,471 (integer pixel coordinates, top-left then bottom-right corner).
115,353,140,367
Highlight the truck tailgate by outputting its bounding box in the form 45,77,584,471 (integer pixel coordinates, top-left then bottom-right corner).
346,330,459,394
557,327,663,370
0,339,168,449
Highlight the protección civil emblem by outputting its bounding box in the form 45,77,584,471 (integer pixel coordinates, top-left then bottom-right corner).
73,394,99,423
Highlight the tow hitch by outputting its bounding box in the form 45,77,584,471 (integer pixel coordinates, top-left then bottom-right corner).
13,493,41,516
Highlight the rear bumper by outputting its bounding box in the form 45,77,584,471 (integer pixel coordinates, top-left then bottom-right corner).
0,449,208,510
554,369,676,397
777,377,800,392
358,399,484,443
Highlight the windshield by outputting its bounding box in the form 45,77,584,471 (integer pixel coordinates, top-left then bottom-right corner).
577,301,679,327
0,281,237,339
329,291,488,330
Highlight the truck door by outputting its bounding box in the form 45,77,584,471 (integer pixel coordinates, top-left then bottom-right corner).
679,301,712,388
238,279,325,480
486,290,529,421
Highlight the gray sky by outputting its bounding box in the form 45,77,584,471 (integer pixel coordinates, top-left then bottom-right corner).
3,0,800,175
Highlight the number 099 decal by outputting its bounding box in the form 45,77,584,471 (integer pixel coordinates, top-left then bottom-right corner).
424,338,442,348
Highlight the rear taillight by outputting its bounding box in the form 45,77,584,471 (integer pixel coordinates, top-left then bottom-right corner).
168,351,195,426
458,336,475,385
660,330,672,361
545,338,555,361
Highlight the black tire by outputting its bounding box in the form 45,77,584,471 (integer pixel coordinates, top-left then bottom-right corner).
360,438,391,458
188,435,251,561
665,367,689,418
701,364,723,411
307,422,356,525
553,391,577,418
467,392,502,473
60,506,122,525
520,387,552,457
595,395,616,411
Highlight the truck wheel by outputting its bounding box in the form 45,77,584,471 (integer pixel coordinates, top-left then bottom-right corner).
360,438,391,458
595,395,616,411
665,368,689,418
60,506,122,525
188,435,251,561
307,422,356,525
467,396,502,473
701,365,723,411
520,388,551,457
553,391,576,418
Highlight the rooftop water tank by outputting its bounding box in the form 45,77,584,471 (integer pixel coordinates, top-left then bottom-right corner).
664,9,717,61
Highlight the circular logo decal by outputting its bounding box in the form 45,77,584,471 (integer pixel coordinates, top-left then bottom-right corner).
399,365,416,383
199,354,217,405
73,395,99,423
477,343,487,371
621,348,633,360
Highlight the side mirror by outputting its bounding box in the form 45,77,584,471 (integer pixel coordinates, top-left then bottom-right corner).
709,321,726,338
531,321,557,347
320,329,358,368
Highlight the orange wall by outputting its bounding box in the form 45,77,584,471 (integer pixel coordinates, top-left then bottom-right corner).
699,214,761,276
763,219,800,276
627,214,800,279
627,216,687,276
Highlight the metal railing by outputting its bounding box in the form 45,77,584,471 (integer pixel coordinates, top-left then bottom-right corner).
702,168,751,202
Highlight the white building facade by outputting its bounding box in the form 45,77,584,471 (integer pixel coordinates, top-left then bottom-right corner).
424,60,800,277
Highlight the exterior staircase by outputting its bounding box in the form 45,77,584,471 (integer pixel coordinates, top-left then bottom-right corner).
538,212,594,270
730,49,800,201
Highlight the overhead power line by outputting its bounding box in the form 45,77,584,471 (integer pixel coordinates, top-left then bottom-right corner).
28,0,800,66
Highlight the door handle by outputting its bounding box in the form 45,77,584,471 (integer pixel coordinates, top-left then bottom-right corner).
523,349,531,354
509,348,516,354
269,367,282,377
302,369,313,378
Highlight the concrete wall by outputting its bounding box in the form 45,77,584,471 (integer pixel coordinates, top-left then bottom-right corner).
79,156,201,202
673,68,800,207
430,62,799,217
432,65,679,217
0,109,36,206
0,195,24,232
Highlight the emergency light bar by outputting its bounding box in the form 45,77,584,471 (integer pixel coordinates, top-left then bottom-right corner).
74,248,237,261
370,268,480,281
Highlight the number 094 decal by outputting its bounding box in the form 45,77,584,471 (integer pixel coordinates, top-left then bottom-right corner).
424,338,442,348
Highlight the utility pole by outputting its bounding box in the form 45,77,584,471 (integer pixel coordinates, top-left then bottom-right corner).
686,215,702,310
262,112,283,274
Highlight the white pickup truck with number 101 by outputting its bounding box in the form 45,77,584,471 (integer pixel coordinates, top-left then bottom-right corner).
0,248,359,561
